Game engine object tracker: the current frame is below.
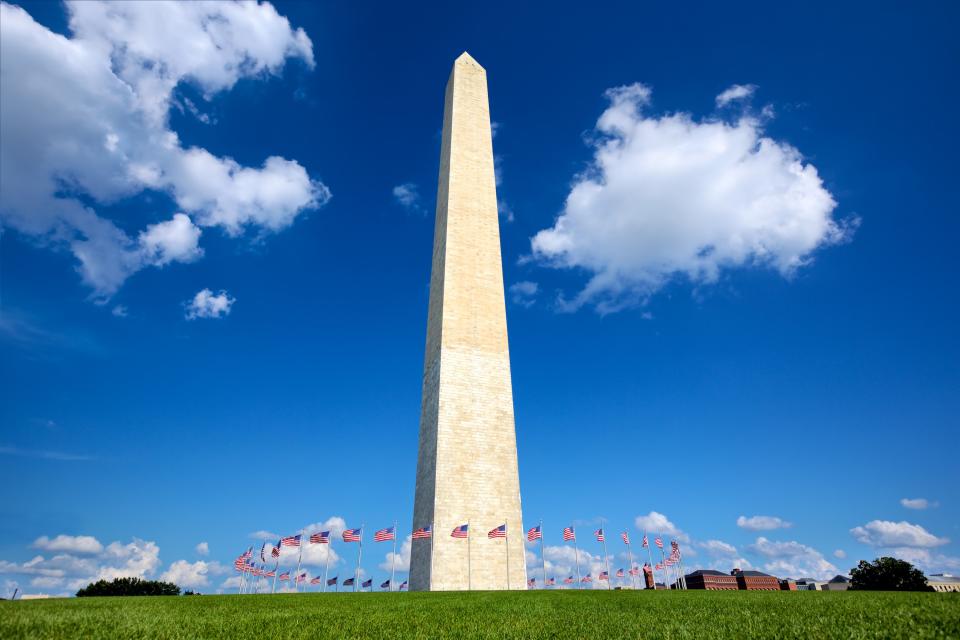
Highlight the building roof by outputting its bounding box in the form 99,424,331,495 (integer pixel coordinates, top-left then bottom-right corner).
736,570,775,577
928,574,960,584
828,575,850,583
686,570,730,577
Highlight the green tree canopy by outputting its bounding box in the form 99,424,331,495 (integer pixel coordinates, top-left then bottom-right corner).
849,557,932,591
76,577,181,597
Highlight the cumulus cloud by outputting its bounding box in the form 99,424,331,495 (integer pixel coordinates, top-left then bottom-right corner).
392,183,423,214
379,535,411,573
715,84,756,107
833,549,847,559
698,539,738,556
160,560,226,589
737,515,792,531
509,281,539,307
184,289,235,320
900,498,937,510
32,535,103,555
195,542,209,557
634,511,689,543
530,82,853,313
0,1,326,299
881,548,960,574
850,520,949,548
746,537,837,580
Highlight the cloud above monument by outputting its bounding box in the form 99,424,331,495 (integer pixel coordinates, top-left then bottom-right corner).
529,82,856,313
0,1,327,300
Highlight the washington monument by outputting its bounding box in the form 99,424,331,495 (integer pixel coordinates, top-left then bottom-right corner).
409,53,526,591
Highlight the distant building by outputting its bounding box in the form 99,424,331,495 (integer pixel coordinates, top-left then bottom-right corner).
779,579,797,591
684,570,739,590
794,578,826,591
927,574,960,593
821,575,850,591
732,569,780,591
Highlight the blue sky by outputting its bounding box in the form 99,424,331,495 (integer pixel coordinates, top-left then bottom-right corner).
1,0,958,594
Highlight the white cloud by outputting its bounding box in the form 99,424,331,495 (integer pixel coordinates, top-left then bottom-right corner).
530,83,853,313
737,515,792,531
509,281,538,307
715,84,756,107
881,548,960,574
111,305,128,317
746,536,837,580
0,1,326,299
392,183,423,213
633,511,689,543
379,535,411,573
195,542,209,557
160,560,225,589
900,498,937,510
32,535,103,555
850,520,949,548
249,531,280,541
698,539,738,556
138,213,203,267
833,549,847,559
184,289,235,320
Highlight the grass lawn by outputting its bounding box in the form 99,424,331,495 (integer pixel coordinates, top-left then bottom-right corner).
1,590,958,639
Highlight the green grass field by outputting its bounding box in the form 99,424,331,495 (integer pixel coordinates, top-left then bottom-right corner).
2,590,958,639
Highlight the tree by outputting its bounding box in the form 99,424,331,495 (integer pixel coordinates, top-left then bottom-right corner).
849,557,933,591
76,577,181,597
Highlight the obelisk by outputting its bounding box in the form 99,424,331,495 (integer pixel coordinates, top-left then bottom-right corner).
410,52,526,591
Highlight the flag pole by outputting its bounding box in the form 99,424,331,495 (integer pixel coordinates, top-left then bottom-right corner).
601,519,610,590
355,525,364,593
626,538,636,590
505,521,510,590
429,521,435,589
658,531,667,588
272,561,278,594
323,537,332,593
294,529,304,593
239,566,245,595
573,532,582,589
539,519,546,589
644,531,654,589
390,520,397,591
467,519,472,591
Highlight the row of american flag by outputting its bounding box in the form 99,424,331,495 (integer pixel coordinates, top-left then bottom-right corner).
232,522,687,592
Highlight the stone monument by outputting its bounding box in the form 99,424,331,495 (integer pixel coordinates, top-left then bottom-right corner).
409,52,526,591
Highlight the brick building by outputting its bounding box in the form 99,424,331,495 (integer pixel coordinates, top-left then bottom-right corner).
732,569,780,590
684,569,739,590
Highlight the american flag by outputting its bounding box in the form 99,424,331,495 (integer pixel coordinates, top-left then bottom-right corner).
374,526,395,542
594,528,605,542
629,566,640,576
582,574,593,583
310,577,322,585
362,579,372,588
327,576,338,586
451,524,469,538
264,569,276,577
280,535,301,548
343,577,355,586
260,543,267,562
342,528,362,543
616,568,625,578
241,547,253,559
381,579,391,589
546,577,556,586
310,531,330,544
527,525,542,541
642,534,649,548
233,555,247,571
563,526,576,541
400,581,408,590
488,524,507,539
527,578,536,588
279,572,291,581
563,576,575,584
621,532,630,545
599,571,609,581
271,545,280,558
296,572,307,583
654,536,663,549
252,567,263,577
412,525,432,539
655,563,663,570
665,557,676,566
